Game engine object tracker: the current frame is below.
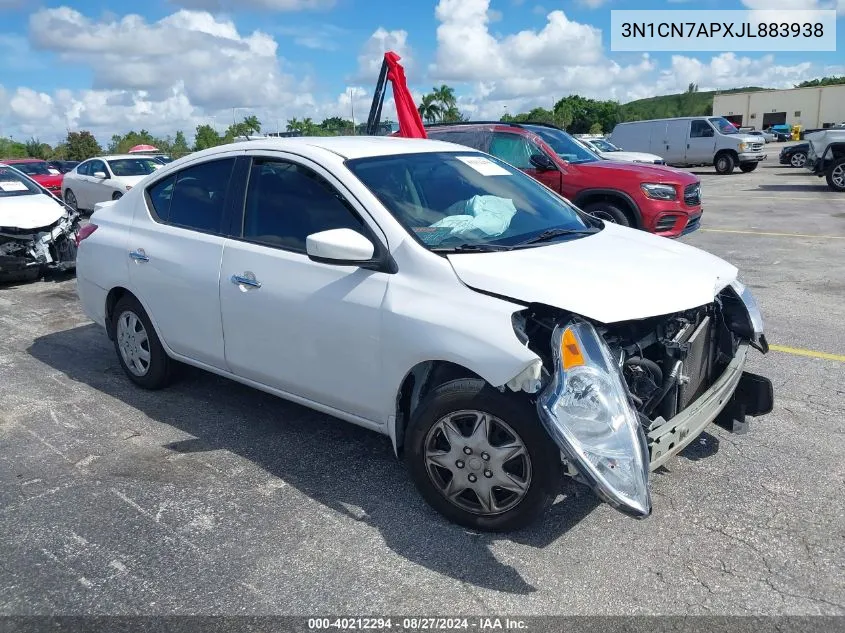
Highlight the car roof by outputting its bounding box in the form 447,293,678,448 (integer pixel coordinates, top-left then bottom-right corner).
2,158,44,163
208,136,473,160
83,154,156,161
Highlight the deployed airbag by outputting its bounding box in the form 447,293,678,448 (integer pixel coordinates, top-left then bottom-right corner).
430,195,517,238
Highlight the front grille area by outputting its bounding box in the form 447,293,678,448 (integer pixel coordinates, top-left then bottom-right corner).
681,214,702,235
684,183,701,206
749,142,764,152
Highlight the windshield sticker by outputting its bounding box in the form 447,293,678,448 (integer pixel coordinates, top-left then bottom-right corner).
456,156,512,177
0,181,28,192
413,226,456,245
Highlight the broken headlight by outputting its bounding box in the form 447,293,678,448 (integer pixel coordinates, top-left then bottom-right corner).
537,320,651,517
729,279,768,353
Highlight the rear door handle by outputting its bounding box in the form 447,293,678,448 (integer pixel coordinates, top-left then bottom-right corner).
231,272,261,289
129,249,149,262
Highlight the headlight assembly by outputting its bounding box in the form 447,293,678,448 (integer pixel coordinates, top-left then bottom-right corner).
640,183,677,201
537,320,651,517
729,279,769,353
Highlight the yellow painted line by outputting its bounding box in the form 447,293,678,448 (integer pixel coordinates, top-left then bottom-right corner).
769,344,845,362
700,228,845,239
704,196,845,201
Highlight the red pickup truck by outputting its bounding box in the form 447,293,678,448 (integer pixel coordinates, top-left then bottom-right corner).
425,122,703,238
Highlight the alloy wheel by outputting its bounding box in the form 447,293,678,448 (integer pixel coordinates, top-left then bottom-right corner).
423,410,532,516
116,310,151,377
65,190,78,211
791,153,806,168
831,164,845,189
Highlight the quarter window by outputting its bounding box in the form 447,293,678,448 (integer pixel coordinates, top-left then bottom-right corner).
241,159,364,252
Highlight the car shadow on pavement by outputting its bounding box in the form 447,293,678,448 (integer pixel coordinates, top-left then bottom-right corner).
756,183,829,192
28,323,601,595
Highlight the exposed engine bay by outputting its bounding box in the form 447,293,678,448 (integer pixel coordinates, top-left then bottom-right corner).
514,285,756,431
0,211,80,279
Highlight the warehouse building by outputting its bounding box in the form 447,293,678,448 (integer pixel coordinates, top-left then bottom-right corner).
713,84,845,130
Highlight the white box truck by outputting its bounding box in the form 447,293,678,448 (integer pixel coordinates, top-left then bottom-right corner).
609,117,767,175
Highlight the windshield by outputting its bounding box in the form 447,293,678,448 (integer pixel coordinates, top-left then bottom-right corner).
591,138,619,152
107,158,160,177
346,152,594,251
0,166,41,198
524,126,599,164
11,161,51,176
709,117,739,134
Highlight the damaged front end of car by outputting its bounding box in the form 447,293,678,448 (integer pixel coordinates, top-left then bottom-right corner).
0,208,80,280
513,281,773,517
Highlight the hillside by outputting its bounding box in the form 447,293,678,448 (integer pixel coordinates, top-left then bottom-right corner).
619,87,770,121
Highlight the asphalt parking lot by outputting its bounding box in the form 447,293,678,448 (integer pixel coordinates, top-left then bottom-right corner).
1,146,844,616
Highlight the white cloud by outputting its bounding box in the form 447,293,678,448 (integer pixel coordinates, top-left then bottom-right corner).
277,24,347,50
354,27,413,82
740,0,844,15
167,0,336,11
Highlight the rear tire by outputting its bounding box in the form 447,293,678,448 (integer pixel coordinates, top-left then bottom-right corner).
826,158,845,192
111,295,175,390
404,378,561,532
64,189,78,211
714,153,735,175
582,201,631,227
739,162,759,173
112,192,123,200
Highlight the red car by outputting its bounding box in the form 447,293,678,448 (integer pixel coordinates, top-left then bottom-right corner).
2,158,63,197
424,122,702,237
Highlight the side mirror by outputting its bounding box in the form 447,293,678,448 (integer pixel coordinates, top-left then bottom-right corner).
93,171,108,179
306,228,375,266
530,153,557,171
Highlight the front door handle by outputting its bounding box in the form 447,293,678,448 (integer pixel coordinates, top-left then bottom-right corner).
129,249,149,262
231,272,261,289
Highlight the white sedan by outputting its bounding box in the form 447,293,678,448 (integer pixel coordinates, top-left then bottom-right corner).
580,137,667,165
62,154,161,212
75,137,772,531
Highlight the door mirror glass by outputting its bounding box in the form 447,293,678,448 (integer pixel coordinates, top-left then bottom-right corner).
529,153,557,171
306,228,375,265
93,171,108,179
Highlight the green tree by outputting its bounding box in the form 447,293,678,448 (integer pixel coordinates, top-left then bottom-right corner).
417,94,441,123
25,137,51,159
589,122,603,134
193,124,223,151
796,75,845,88
172,130,190,156
64,131,102,160
432,84,456,110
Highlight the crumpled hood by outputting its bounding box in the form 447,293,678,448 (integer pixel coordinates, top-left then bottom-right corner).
0,193,67,230
447,223,738,324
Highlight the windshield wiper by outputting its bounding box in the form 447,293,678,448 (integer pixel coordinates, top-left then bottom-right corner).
431,243,513,253
515,227,598,247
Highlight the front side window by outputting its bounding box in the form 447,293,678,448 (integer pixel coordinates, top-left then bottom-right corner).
487,133,537,170
76,162,91,176
108,158,160,177
347,151,594,251
690,120,714,138
241,159,364,252
89,160,107,176
591,138,619,152
0,166,40,197
145,158,235,234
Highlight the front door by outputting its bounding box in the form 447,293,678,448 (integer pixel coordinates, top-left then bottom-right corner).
488,132,562,193
219,156,388,421
127,157,237,369
686,120,716,163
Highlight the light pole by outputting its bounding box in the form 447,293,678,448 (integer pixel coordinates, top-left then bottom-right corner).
349,88,356,136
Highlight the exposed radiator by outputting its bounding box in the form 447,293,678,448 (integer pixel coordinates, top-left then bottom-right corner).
678,316,714,410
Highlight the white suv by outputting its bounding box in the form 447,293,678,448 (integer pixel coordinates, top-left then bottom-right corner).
75,137,772,531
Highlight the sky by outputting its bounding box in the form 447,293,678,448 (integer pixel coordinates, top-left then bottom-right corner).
0,0,843,145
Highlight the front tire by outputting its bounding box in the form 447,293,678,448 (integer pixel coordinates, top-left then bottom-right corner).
739,162,759,173
790,152,807,168
64,189,78,211
582,202,631,227
405,378,561,532
826,158,845,192
714,152,735,175
112,295,175,389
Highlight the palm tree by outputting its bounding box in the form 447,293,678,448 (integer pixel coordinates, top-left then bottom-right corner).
432,84,456,112
418,94,442,124
286,117,302,133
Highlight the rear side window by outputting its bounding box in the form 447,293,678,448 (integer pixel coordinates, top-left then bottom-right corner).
144,158,235,234
426,129,490,152
241,158,364,252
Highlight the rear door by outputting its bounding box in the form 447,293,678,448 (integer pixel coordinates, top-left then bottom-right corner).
662,120,689,164
686,120,717,164
127,156,240,369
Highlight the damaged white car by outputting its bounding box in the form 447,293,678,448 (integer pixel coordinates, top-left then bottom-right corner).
0,163,80,282
75,137,773,531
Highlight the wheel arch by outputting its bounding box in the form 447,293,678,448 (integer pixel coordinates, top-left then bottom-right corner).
104,286,170,355
572,188,642,228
